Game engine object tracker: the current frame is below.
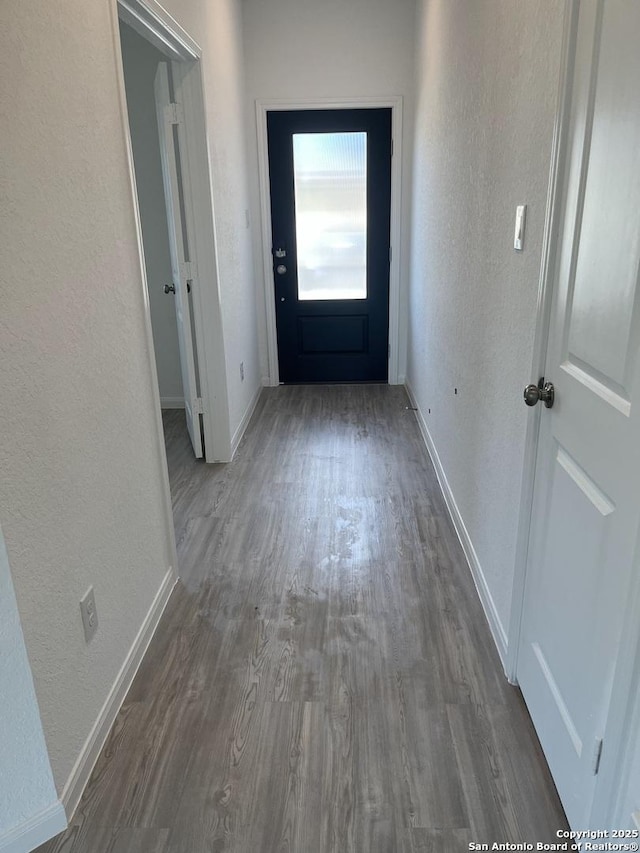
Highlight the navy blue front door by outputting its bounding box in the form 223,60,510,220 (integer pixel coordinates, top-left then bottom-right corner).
267,108,392,383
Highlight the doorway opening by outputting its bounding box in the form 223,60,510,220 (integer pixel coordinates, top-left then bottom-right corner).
115,0,232,466
119,22,204,459
256,97,404,386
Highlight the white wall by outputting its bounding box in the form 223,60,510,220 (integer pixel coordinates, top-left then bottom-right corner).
241,0,416,382
0,0,256,819
407,0,564,646
120,22,184,407
0,523,65,847
0,0,177,794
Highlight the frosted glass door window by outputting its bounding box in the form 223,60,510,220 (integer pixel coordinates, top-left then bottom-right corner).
292,132,367,301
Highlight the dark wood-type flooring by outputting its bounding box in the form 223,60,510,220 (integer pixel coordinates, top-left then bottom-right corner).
38,385,567,853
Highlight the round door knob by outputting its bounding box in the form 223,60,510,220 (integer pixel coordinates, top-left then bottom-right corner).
276,264,287,275
524,380,555,409
524,384,541,407
164,283,176,294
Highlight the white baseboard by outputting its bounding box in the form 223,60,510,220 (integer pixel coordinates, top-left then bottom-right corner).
160,397,185,409
61,568,177,819
0,801,67,853
230,384,263,459
405,381,509,671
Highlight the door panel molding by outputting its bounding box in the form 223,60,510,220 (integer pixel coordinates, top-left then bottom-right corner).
256,96,404,385
531,641,583,757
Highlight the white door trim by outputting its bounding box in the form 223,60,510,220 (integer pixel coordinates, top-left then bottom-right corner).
117,0,200,61
506,0,579,683
255,96,404,386
110,0,178,573
507,0,640,830
114,0,232,462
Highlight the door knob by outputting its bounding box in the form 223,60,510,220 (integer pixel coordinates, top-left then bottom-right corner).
164,283,176,294
524,378,555,409
276,264,287,275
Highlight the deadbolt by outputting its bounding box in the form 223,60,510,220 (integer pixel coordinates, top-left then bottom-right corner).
164,283,176,294
524,378,555,409
276,264,287,275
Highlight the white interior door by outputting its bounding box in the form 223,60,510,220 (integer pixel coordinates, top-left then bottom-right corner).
518,0,640,829
154,62,203,458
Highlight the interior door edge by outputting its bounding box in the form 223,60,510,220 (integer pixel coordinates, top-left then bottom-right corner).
505,0,580,685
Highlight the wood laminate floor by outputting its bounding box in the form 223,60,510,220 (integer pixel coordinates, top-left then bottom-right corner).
38,385,567,853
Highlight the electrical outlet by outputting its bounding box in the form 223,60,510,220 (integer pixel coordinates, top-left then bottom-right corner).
240,361,244,381
80,586,98,643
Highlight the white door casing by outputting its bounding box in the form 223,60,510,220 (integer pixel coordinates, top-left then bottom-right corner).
517,0,640,829
255,97,404,386
154,61,203,458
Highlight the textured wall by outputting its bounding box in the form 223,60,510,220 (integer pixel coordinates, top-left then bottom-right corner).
120,23,184,406
0,0,257,796
162,0,261,433
0,0,177,790
241,0,416,381
0,524,59,835
407,0,564,636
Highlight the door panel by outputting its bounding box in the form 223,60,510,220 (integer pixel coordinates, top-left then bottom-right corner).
526,444,615,754
518,0,640,828
154,62,203,458
267,109,391,383
565,0,640,392
298,315,367,354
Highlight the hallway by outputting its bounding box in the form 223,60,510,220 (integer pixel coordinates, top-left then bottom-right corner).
38,385,566,853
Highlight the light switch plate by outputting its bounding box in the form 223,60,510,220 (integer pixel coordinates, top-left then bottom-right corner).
514,204,527,251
